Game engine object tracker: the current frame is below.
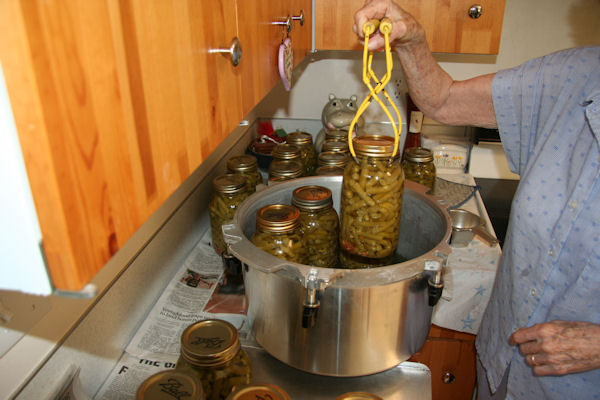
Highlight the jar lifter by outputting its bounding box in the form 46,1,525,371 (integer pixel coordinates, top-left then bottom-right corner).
348,18,402,158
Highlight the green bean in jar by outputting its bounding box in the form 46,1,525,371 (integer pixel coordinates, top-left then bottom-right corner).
402,147,436,192
251,204,307,264
340,135,405,259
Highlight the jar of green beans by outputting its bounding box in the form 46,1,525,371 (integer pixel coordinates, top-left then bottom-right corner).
209,174,250,255
402,147,436,192
226,155,263,193
251,204,307,264
176,319,251,400
339,135,405,259
286,131,317,176
292,186,339,268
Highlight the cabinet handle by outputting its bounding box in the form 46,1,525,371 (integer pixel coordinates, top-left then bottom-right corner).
442,371,456,384
208,37,242,67
292,10,305,26
468,4,483,19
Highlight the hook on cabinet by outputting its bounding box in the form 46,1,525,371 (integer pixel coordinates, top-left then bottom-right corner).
291,10,304,26
208,37,242,67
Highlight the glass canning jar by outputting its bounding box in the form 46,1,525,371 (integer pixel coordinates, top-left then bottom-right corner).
267,160,303,184
136,369,205,400
176,319,251,400
286,131,317,176
226,383,291,400
322,140,349,154
340,135,405,259
315,165,345,176
251,204,307,264
226,155,263,193
318,151,349,168
402,147,436,192
325,129,348,142
271,143,304,174
292,185,340,268
209,174,250,255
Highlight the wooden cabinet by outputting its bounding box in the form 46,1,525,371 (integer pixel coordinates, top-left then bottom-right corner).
0,0,311,291
315,0,506,54
409,324,477,400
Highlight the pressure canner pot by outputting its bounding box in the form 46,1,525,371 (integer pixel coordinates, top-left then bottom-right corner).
223,175,451,377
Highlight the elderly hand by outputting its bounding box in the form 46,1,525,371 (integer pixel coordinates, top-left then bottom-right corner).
510,320,600,376
353,0,425,51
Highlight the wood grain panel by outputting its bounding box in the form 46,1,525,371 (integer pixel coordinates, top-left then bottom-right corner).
315,0,506,54
1,0,245,290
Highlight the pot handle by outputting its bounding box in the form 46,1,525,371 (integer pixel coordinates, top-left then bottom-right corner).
472,225,499,247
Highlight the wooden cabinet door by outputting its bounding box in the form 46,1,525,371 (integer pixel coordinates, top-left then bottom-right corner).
315,0,506,54
0,0,244,290
236,0,312,115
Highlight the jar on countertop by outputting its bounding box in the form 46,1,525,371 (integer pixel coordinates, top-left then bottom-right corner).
322,140,349,154
272,143,304,174
209,174,250,255
340,135,405,259
251,204,307,264
292,185,340,268
318,151,349,168
402,147,436,192
325,129,348,142
286,131,317,176
226,155,263,193
136,369,205,400
315,165,345,176
226,383,291,400
176,319,251,400
268,160,303,184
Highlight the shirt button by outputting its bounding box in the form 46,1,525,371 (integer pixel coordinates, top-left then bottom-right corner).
548,249,555,256
569,200,578,209
531,288,537,297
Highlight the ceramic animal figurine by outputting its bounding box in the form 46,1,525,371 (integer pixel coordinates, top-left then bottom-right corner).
315,93,365,153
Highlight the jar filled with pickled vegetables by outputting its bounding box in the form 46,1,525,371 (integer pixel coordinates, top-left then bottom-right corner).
176,319,251,400
268,160,303,184
209,174,250,255
322,140,350,154
325,129,348,142
286,131,317,176
402,147,436,192
251,204,307,264
340,135,405,259
136,369,205,400
339,249,394,269
226,155,263,193
318,151,349,168
272,143,304,174
226,383,290,400
315,165,345,176
292,186,339,268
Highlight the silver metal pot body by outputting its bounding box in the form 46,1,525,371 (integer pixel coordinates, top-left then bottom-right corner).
223,176,451,377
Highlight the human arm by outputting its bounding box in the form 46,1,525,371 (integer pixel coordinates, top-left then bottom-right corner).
510,320,600,376
353,0,497,128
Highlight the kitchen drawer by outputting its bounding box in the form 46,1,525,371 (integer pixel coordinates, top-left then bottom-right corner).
409,325,477,400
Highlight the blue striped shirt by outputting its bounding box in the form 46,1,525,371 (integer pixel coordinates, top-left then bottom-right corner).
476,46,600,399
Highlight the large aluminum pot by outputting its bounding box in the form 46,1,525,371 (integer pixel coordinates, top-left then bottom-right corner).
223,176,451,377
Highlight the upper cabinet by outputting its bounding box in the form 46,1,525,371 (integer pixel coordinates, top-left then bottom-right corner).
0,0,311,291
315,0,506,54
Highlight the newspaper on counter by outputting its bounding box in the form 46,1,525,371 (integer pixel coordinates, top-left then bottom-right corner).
95,235,254,399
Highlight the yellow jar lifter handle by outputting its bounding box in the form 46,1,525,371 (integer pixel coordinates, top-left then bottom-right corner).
348,18,402,159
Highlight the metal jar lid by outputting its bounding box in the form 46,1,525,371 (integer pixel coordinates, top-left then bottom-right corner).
213,174,248,195
315,165,345,176
322,140,349,153
268,160,303,179
180,319,241,367
353,135,395,157
226,383,291,400
292,185,333,211
136,369,204,400
325,129,348,141
286,131,313,146
404,147,434,163
318,151,349,167
272,143,301,160
227,155,258,173
334,392,384,400
256,204,300,232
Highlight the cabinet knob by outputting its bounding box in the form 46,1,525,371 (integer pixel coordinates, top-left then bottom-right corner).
208,37,242,67
468,4,483,19
442,371,456,384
